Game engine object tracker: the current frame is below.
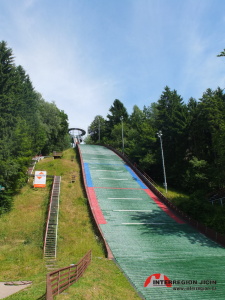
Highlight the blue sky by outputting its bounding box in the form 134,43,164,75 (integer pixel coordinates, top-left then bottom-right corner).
1,0,225,132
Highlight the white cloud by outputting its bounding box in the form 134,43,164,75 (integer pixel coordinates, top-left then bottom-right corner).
15,38,119,131
1,1,121,132
1,0,225,132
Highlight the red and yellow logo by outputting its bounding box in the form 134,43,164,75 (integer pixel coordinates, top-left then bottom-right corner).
144,273,172,288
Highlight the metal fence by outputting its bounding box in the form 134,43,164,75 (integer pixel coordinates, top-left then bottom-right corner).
46,250,92,300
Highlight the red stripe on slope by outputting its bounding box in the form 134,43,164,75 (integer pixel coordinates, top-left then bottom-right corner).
144,189,185,224
87,187,107,225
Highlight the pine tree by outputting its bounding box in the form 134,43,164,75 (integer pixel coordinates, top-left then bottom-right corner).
155,86,188,185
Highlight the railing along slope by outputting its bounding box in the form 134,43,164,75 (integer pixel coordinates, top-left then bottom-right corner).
44,175,61,259
104,144,225,248
46,250,92,300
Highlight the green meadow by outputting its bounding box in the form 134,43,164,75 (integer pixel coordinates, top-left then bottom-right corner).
0,148,140,300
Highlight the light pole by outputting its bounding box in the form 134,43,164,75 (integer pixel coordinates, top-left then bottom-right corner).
121,116,124,154
157,130,167,193
98,117,100,143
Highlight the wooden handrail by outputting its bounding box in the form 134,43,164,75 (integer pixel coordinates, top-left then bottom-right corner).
46,250,92,299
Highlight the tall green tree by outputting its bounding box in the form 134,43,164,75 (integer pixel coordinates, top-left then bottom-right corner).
0,42,17,133
88,115,106,143
189,88,225,189
0,41,15,95
154,86,188,185
38,99,69,154
126,105,156,169
0,41,70,213
106,99,128,134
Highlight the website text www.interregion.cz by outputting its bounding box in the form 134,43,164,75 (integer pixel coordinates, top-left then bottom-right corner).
173,286,217,291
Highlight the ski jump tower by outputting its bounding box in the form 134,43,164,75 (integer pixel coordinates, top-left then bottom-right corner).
68,128,86,146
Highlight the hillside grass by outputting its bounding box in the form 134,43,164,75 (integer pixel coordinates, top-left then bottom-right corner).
0,148,141,300
157,185,190,205
157,183,225,234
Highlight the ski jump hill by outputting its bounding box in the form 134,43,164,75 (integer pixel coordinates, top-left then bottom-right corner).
78,144,225,300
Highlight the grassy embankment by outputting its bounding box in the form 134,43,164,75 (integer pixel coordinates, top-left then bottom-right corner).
157,184,225,234
0,148,141,300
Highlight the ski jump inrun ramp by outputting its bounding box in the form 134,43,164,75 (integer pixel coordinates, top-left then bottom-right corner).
78,144,225,300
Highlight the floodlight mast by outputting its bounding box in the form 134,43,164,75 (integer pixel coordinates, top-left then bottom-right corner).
157,131,167,193
121,116,124,154
98,117,100,143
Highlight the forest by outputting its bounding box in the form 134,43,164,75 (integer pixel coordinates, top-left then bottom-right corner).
0,41,70,214
87,52,225,232
1,39,225,232
87,89,225,195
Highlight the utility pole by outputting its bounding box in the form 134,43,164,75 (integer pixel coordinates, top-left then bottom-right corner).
121,116,124,154
98,117,100,143
157,131,167,193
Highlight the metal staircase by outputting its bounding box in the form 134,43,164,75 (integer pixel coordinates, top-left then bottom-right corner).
44,176,61,260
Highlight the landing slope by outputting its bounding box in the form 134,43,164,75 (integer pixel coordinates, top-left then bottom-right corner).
79,144,225,300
